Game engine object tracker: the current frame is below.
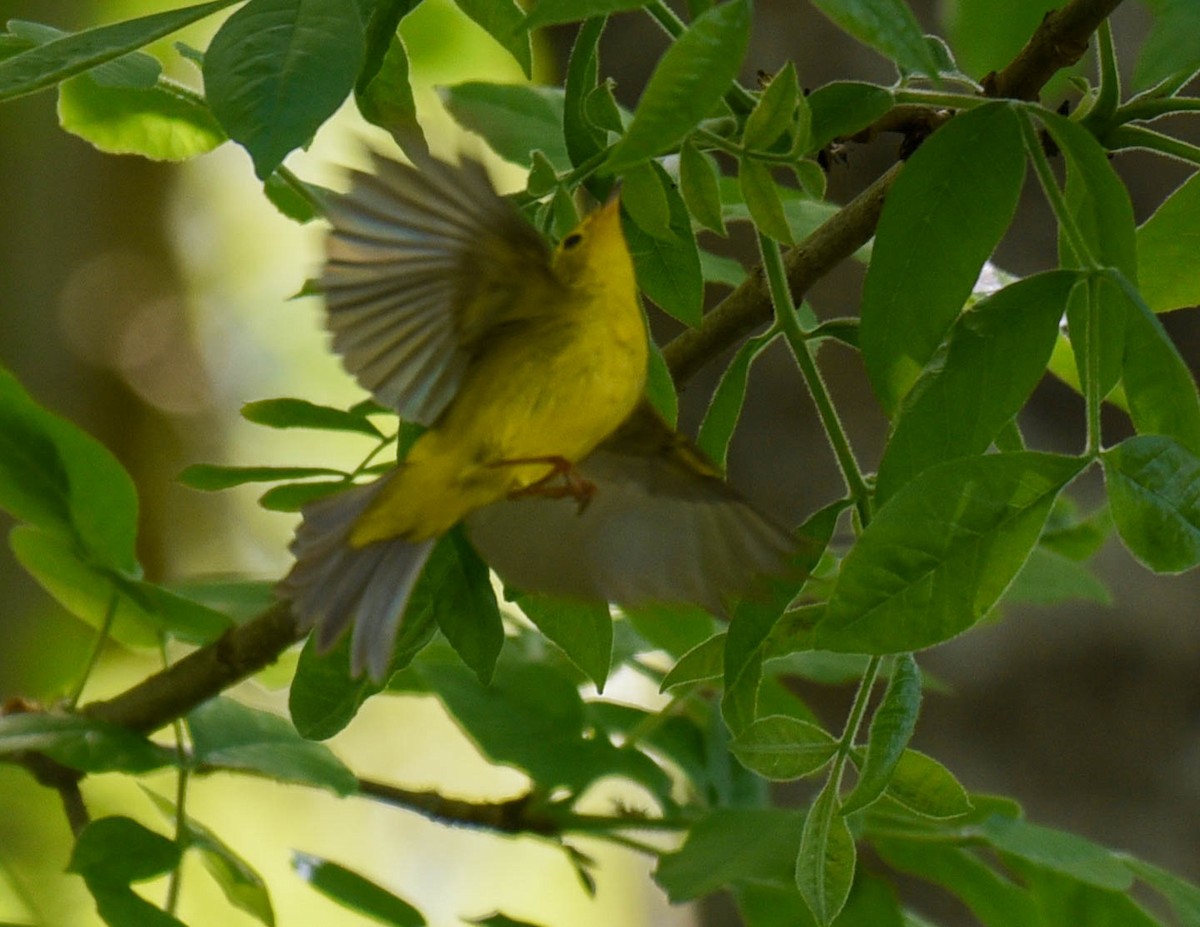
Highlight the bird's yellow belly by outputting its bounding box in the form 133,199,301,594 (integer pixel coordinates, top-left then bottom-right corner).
351,309,647,545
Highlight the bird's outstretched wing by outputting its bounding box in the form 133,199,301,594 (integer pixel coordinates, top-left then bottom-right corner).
464,404,799,613
321,151,555,424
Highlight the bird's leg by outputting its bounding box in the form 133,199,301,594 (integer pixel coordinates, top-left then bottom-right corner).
489,455,596,514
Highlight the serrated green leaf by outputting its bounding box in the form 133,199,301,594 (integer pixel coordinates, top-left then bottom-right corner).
809,0,938,79
861,102,1025,413
1114,273,1200,456
188,698,357,795
806,81,893,151
1136,172,1200,313
453,0,531,78
0,712,173,774
796,781,856,925
293,854,425,926
57,73,224,160
738,158,793,244
203,0,364,178
883,749,972,819
0,0,237,103
875,270,1080,505
419,529,503,685
656,808,805,900
621,160,674,240
1103,435,1200,573
440,81,569,170
981,816,1133,890
842,654,921,814
144,790,275,927
696,332,775,471
743,62,799,151
519,595,612,691
241,398,384,437
624,160,703,325
679,140,726,234
730,715,836,780
816,453,1087,654
604,0,751,172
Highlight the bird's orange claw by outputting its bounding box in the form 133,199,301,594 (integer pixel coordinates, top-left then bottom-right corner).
493,455,597,514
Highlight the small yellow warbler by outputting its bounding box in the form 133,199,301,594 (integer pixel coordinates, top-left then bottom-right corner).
281,151,795,679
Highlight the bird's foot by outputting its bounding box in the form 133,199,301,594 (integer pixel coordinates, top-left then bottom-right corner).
492,455,596,514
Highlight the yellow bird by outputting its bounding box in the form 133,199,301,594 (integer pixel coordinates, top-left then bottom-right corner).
281,151,795,680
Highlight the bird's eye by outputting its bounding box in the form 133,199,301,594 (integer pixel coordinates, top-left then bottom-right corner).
561,232,584,250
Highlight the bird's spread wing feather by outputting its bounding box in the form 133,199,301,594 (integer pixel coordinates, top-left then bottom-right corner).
321,151,553,424
464,405,798,613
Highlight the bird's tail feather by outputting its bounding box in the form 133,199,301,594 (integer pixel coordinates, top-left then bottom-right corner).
279,476,434,681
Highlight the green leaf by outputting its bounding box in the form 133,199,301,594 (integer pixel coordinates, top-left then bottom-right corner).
624,160,703,325
293,854,425,926
355,7,424,151
809,0,938,78
258,479,348,511
1136,172,1200,313
1039,112,1137,400
421,530,503,685
518,595,612,691
1133,0,1200,90
1126,857,1200,927
738,158,794,244
700,249,746,287
696,332,775,471
440,81,570,170
1115,274,1200,456
729,715,837,780
875,270,1080,504
417,658,672,796
0,0,237,103
806,81,893,152
624,600,717,657
6,21,162,88
646,339,679,424
144,790,275,927
57,73,225,160
188,698,358,795
1002,546,1111,607
815,453,1086,653
69,817,179,884
180,464,347,490
743,62,799,151
0,365,139,574
1102,435,1200,573
796,781,856,925
524,0,651,29
679,140,726,235
655,808,805,900
660,631,726,690
980,815,1133,890
874,839,1038,927
883,749,972,819
562,16,607,171
1023,867,1159,927
621,160,674,240
10,527,158,647
860,102,1026,413
241,397,384,436
0,712,173,774
203,0,365,178
453,0,531,78
264,171,327,223
604,0,751,172
841,654,921,814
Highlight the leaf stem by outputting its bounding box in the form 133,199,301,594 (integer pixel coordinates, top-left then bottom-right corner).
67,589,119,709
1017,109,1100,270
1105,124,1200,167
1085,19,1120,128
1116,95,1200,123
757,232,872,524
